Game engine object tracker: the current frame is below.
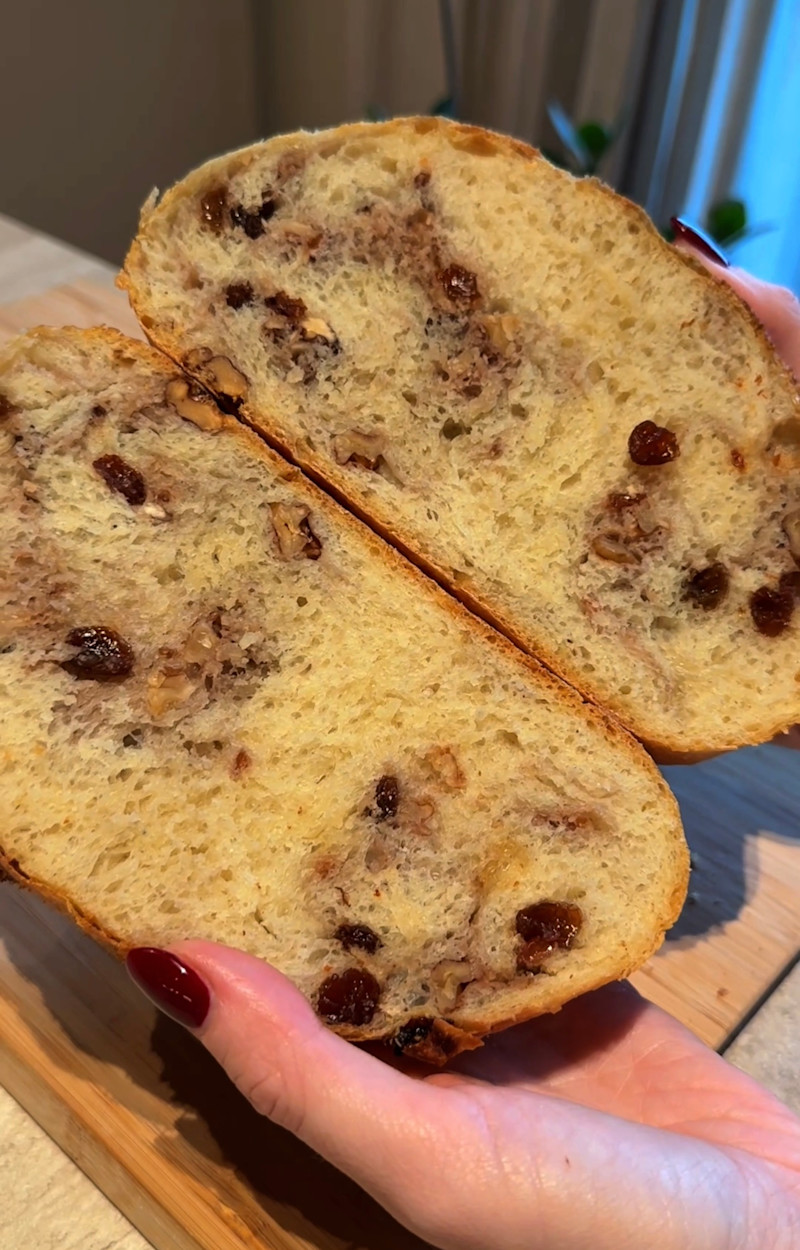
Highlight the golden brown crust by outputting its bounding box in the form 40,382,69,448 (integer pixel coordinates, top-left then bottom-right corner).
120,116,800,758
0,844,127,958
0,323,688,1056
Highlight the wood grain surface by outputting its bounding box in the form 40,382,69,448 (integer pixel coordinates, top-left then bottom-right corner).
1,283,799,1250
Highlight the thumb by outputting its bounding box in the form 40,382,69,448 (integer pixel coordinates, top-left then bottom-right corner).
126,941,479,1240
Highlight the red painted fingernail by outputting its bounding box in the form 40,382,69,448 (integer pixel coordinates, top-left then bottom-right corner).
126,947,210,1028
670,217,729,267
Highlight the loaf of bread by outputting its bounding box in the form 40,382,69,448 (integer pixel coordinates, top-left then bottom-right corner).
122,117,800,760
0,327,686,1059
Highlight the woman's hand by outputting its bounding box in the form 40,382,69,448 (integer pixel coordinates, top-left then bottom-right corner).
127,242,800,1250
128,942,800,1250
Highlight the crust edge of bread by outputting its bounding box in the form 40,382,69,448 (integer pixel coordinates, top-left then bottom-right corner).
0,323,688,1060
119,116,800,759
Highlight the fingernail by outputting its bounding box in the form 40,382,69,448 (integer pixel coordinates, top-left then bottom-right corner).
670,217,729,267
126,947,210,1029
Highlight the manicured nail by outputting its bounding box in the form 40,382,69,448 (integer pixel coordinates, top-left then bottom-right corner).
670,217,729,267
126,947,210,1028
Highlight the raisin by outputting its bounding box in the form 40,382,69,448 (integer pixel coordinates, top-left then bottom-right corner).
199,185,229,232
230,204,263,239
61,626,134,681
779,570,800,600
260,196,277,221
316,968,381,1025
682,563,729,610
0,392,13,419
93,454,147,506
731,448,745,471
225,282,254,309
265,291,308,323
628,420,680,466
335,923,382,954
750,586,794,637
414,170,431,189
515,900,582,974
91,404,107,419
374,774,400,821
440,264,480,306
392,1016,433,1054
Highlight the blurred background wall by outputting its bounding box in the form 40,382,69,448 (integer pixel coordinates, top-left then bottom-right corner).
0,0,797,289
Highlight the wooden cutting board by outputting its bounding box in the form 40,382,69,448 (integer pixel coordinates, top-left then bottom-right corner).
2,283,800,1250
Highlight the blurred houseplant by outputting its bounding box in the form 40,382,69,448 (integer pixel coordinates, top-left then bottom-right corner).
543,100,752,250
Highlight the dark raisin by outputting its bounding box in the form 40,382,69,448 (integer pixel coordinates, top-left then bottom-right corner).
779,570,800,600
225,282,254,309
93,454,147,506
392,1016,433,1054
731,448,745,471
0,392,13,419
61,626,134,681
374,774,400,821
316,968,381,1025
335,923,382,954
441,418,470,440
440,264,480,306
91,404,107,419
265,291,308,323
628,420,680,465
199,186,229,232
260,197,277,221
515,901,582,974
682,563,729,610
414,170,431,189
243,212,264,239
229,204,246,229
750,586,794,637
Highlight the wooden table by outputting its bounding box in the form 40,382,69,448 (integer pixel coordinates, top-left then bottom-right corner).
1,212,799,1250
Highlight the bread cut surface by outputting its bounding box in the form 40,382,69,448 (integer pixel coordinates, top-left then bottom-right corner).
0,328,686,1057
122,117,800,757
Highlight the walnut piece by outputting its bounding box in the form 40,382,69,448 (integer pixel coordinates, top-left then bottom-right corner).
332,430,386,471
206,355,249,400
424,746,466,790
165,378,224,432
430,960,473,1012
591,534,641,564
147,670,198,718
482,313,521,353
269,501,322,560
300,317,336,343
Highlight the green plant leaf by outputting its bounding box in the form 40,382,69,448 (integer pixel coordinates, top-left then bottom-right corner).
706,198,747,244
430,95,455,118
577,121,614,165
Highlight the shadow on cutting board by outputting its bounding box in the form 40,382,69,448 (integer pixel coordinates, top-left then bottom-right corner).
0,891,431,1250
3,740,799,1248
662,742,800,945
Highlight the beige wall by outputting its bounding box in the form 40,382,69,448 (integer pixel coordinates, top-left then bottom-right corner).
0,0,651,268
0,0,258,265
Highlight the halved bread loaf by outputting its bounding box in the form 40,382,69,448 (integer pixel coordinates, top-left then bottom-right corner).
122,117,800,759
0,327,686,1058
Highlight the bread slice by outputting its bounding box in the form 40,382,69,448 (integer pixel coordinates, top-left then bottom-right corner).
121,117,800,760
0,327,686,1059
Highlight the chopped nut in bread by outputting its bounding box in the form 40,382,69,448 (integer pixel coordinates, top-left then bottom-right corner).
0,327,687,1057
